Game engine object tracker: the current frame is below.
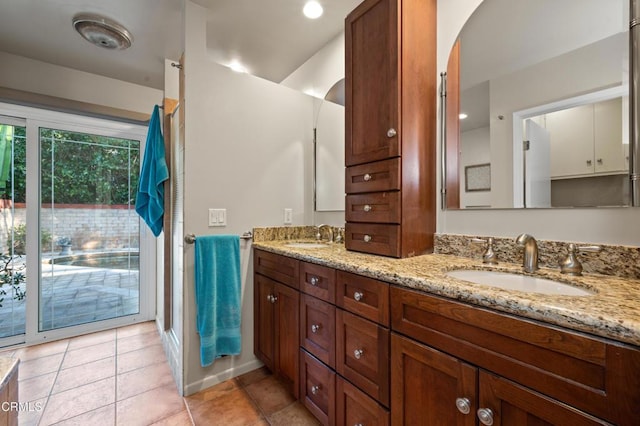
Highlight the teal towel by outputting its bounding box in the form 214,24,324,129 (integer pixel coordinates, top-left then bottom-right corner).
135,105,169,237
195,235,242,366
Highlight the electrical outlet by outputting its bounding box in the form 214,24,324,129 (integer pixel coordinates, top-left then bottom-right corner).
284,208,293,225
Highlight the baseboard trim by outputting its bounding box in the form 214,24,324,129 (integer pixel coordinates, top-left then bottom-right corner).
183,359,264,397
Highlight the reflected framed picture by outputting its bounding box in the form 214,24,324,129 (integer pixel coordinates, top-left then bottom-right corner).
465,163,491,192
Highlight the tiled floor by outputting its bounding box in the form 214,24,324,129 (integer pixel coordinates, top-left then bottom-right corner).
0,321,319,425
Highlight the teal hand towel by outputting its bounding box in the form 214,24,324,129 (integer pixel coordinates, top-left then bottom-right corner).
135,105,169,237
195,235,242,366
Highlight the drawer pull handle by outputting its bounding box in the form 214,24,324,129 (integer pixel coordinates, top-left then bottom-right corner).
477,408,494,426
363,173,372,181
310,276,319,286
363,235,372,243
311,324,321,333
354,349,364,359
267,294,277,303
387,128,397,138
354,291,364,302
311,385,321,395
455,397,471,415
363,204,372,212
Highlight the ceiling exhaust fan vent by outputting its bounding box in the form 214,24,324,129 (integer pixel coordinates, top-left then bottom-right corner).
72,13,133,50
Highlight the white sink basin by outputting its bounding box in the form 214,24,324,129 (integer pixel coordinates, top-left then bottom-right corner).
445,269,594,296
285,242,329,249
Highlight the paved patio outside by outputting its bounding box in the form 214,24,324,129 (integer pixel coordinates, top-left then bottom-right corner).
0,258,139,339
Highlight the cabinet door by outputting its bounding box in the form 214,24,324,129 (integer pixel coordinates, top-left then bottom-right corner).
547,104,594,177
594,98,626,174
300,349,336,426
345,0,399,166
274,282,299,399
391,333,477,426
254,274,275,371
478,371,610,426
337,376,389,426
300,294,336,367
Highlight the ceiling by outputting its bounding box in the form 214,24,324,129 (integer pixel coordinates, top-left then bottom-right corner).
0,0,361,91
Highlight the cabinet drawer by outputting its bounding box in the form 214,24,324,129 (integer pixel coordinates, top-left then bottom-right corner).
300,294,336,367
336,309,390,406
345,223,400,257
300,262,336,303
254,249,299,289
336,270,389,326
346,192,401,223
336,376,389,426
300,349,335,426
345,158,400,194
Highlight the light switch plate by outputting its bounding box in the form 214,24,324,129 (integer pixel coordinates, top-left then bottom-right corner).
208,208,227,227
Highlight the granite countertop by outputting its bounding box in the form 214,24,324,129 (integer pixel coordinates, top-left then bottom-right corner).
253,240,640,347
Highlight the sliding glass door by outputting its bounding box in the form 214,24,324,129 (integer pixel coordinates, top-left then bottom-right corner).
0,103,154,349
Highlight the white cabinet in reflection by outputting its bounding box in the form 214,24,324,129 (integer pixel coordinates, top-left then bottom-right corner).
547,98,626,178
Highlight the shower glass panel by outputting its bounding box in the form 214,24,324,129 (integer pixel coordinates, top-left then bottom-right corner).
39,127,141,331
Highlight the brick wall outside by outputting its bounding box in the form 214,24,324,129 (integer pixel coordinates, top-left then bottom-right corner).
0,204,140,254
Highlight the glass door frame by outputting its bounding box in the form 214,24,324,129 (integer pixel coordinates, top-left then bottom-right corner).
0,102,156,348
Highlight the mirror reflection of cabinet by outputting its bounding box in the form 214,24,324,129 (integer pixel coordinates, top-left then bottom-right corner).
544,98,626,178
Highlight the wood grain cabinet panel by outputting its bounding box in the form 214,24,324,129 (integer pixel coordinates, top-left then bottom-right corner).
300,294,336,368
345,159,401,194
336,270,389,326
336,310,390,407
345,223,400,257
254,249,299,289
346,192,401,224
336,376,389,426
300,262,336,303
300,349,336,426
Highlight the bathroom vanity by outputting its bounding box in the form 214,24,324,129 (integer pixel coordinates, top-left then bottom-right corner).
0,358,18,426
252,239,640,426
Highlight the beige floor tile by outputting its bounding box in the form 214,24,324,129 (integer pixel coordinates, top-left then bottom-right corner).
61,340,115,369
116,343,166,374
116,330,161,354
268,401,321,426
116,383,185,426
40,376,115,426
17,397,47,426
188,388,264,426
185,379,239,405
67,329,116,351
53,403,115,426
245,375,295,416
149,408,194,426
116,321,158,339
19,353,64,381
52,356,115,394
13,339,69,362
18,371,56,402
235,366,271,388
116,360,174,401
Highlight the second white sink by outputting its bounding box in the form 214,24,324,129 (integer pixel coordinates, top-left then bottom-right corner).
446,269,594,296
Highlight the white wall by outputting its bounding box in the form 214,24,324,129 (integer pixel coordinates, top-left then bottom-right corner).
0,51,162,114
437,0,640,245
182,1,313,394
460,126,491,208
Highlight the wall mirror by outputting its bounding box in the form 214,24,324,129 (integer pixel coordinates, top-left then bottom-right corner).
443,0,632,209
314,78,345,211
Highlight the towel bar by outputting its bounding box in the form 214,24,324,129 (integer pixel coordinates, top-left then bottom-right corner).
185,231,253,245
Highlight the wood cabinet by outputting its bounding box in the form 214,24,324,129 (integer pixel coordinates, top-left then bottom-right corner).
548,98,627,178
390,286,640,425
345,0,437,258
337,376,389,426
253,250,300,398
300,294,336,368
300,349,336,426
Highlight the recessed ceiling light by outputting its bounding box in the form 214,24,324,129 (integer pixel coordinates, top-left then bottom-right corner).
303,1,323,19
228,60,248,73
459,113,468,120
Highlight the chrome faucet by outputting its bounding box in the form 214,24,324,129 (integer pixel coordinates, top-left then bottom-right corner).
515,233,539,273
316,224,334,243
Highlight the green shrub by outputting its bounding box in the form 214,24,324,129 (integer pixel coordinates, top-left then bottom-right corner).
8,224,52,254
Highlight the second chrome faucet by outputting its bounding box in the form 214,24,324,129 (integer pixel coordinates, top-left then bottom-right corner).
515,233,539,273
